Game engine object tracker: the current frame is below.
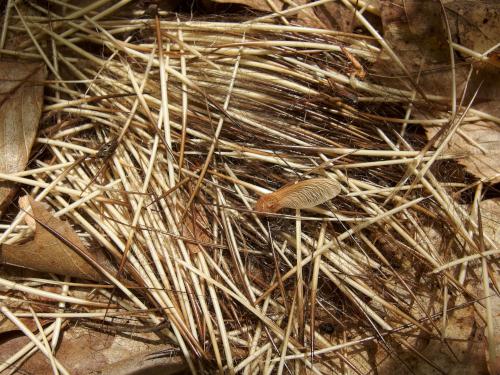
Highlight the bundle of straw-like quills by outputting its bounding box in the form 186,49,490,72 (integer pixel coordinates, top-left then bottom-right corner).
0,3,498,375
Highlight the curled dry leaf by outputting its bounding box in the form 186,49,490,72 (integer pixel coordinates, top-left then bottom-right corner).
0,196,114,281
255,178,341,213
0,61,46,216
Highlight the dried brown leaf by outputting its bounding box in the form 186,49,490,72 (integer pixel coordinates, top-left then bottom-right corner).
314,3,360,33
182,210,211,255
375,0,471,97
377,301,489,374
380,0,448,63
0,299,49,335
377,1,499,100
0,312,35,335
0,196,114,281
0,61,46,215
0,316,41,336
446,2,500,105
0,317,18,335
0,325,183,375
424,106,500,183
93,349,187,375
447,1,500,54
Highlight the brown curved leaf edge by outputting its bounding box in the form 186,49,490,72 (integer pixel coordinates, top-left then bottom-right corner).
0,61,46,215
0,196,114,281
255,178,341,213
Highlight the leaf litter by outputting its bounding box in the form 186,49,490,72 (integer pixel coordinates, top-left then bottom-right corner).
0,0,498,374
1,196,115,281
0,61,46,214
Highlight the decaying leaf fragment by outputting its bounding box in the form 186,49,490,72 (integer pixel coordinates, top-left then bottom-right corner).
447,1,500,55
0,300,49,336
424,107,500,183
0,324,185,375
0,61,46,215
377,299,489,374
313,2,360,33
182,210,211,254
0,196,113,281
255,178,341,213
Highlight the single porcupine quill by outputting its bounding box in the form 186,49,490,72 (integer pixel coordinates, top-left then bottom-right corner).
255,178,341,213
